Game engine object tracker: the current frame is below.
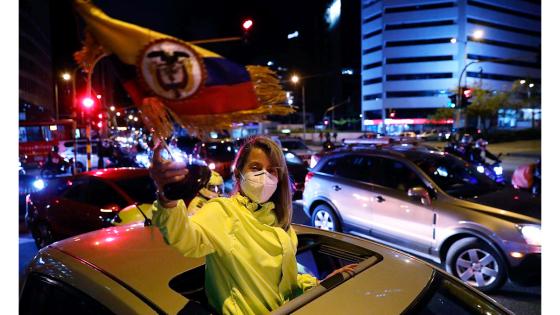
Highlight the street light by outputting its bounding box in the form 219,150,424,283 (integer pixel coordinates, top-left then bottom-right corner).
54,72,73,121
290,74,306,141
453,30,485,128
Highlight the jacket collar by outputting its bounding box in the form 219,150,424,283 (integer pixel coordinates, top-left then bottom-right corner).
233,193,277,226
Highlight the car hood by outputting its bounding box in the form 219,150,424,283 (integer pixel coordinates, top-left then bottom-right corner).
463,187,541,220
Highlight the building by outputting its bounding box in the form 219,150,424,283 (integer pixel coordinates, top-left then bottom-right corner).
19,0,54,121
360,0,541,134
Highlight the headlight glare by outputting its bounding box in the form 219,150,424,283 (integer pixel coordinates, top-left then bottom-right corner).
519,225,541,246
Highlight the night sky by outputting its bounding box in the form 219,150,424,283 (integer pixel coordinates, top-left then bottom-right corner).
48,0,361,122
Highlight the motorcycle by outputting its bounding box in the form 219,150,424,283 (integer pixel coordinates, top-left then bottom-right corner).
40,156,72,178
473,159,504,183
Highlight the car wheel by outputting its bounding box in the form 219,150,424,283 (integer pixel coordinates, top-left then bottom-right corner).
311,204,340,232
74,162,85,174
40,169,55,178
445,237,507,292
32,222,54,249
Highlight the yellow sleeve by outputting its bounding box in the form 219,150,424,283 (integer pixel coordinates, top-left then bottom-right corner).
152,198,234,258
287,227,319,292
297,273,319,292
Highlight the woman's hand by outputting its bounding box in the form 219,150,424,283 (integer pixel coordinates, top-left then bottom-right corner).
149,141,189,207
321,263,359,282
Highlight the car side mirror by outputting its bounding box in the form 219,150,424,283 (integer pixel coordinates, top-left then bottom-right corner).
407,187,432,206
100,203,120,213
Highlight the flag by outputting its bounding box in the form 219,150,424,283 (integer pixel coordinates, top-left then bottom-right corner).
73,0,290,137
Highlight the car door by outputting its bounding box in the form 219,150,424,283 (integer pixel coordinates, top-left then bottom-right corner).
50,177,99,238
83,178,130,228
318,154,377,232
367,156,435,254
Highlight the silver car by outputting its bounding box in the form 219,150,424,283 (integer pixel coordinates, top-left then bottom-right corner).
20,223,512,314
303,147,541,292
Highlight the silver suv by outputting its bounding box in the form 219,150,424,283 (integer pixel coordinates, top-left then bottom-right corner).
302,147,541,291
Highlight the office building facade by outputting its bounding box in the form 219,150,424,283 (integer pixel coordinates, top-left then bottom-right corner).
361,0,541,133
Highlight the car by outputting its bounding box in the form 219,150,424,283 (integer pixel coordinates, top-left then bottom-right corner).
20,223,512,314
25,168,156,248
193,139,237,179
416,129,442,141
274,137,316,165
303,146,541,292
284,150,309,200
58,140,113,172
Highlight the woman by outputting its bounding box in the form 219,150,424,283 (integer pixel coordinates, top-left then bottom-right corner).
150,136,355,314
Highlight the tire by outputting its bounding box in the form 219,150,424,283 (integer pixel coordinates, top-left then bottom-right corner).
445,237,507,292
310,204,341,232
74,162,85,174
32,222,55,249
40,169,55,178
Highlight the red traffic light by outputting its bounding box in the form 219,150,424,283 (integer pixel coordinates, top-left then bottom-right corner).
82,97,94,108
463,89,472,98
389,111,396,118
242,19,253,31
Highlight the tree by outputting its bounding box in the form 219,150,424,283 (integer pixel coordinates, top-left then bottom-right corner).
466,87,511,132
509,80,541,129
429,108,454,121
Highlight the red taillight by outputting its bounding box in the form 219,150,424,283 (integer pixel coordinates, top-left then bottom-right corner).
305,172,314,186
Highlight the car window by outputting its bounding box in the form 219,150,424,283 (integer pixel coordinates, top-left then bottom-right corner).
87,179,128,208
378,158,425,192
318,156,339,175
281,141,307,150
112,176,157,204
20,273,114,315
335,155,378,183
62,178,90,203
413,155,499,198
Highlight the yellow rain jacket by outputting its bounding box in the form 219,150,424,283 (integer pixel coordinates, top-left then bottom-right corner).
152,193,318,315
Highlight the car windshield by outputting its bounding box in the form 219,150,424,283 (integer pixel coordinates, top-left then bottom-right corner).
281,141,308,150
412,154,500,198
205,142,236,160
112,176,157,204
405,272,508,315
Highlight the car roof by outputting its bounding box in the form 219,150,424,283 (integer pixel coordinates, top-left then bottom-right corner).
46,223,202,313
81,168,149,181
32,223,446,314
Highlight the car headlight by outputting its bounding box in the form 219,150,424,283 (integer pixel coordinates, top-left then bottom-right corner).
518,224,541,246
493,166,503,175
32,179,45,191
476,165,485,173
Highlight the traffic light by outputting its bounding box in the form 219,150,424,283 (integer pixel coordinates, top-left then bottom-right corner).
242,18,253,42
461,89,473,107
447,94,457,108
242,19,253,31
389,111,396,118
81,96,94,109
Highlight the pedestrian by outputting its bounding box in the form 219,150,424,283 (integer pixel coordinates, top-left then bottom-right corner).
319,131,323,143
333,132,338,142
325,132,331,142
187,170,225,216
149,135,356,314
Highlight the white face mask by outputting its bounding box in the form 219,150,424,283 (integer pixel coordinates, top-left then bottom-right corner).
240,170,278,204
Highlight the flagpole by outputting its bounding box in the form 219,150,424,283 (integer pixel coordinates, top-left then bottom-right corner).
191,36,242,45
